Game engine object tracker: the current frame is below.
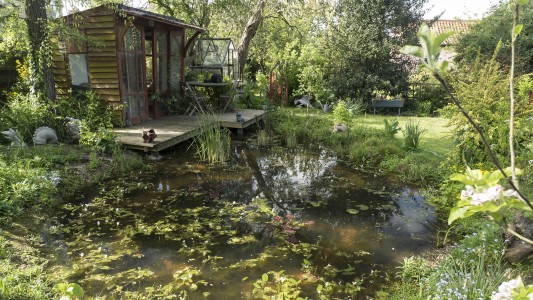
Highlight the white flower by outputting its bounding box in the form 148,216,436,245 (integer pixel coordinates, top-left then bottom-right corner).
461,185,475,199
503,189,518,198
470,185,502,205
491,278,521,300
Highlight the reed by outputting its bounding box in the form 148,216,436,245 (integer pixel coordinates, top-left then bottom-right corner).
402,119,425,151
194,113,231,164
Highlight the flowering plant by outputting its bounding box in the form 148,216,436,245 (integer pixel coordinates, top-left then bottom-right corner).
448,167,531,225
492,277,533,300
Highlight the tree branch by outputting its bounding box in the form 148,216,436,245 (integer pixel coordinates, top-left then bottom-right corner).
262,12,303,37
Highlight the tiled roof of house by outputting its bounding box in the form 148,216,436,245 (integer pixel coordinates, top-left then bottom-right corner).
429,20,477,45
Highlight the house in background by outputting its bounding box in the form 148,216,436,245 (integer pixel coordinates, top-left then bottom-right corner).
429,19,477,63
52,4,206,125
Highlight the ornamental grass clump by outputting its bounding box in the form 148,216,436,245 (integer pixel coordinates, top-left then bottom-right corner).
194,113,231,164
402,119,425,151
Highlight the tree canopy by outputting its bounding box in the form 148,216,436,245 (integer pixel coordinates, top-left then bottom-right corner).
455,0,533,75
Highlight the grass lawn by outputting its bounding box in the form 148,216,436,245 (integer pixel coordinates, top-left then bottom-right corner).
288,108,455,158
355,114,455,157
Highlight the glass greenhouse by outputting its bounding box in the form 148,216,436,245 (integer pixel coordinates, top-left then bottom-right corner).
192,38,240,80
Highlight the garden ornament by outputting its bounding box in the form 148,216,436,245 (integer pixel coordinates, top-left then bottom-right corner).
1,128,27,147
319,101,331,113
333,123,348,132
294,95,313,108
33,127,58,145
236,112,245,124
65,117,81,141
142,128,157,143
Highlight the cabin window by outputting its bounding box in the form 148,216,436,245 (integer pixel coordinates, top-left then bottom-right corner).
156,30,168,92
170,31,182,90
68,54,89,87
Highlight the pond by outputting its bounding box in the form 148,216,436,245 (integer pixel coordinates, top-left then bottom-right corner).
45,139,437,299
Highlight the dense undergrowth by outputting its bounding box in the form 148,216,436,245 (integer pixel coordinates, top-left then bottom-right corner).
0,143,143,299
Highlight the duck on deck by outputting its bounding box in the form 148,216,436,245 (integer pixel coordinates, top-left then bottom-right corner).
114,109,267,154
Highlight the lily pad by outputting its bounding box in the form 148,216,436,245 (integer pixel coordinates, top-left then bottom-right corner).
346,209,359,214
356,204,369,211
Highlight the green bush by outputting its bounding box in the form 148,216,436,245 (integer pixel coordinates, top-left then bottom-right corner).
0,93,56,144
380,220,512,300
0,150,59,221
0,236,54,300
56,90,118,130
332,100,353,124
441,52,533,167
383,119,401,137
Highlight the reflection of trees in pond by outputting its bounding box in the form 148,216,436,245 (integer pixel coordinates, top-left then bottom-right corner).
253,147,337,209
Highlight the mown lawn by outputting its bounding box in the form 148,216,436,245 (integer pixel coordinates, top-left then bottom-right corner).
355,114,455,157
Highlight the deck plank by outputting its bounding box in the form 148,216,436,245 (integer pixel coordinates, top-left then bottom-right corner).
114,109,267,152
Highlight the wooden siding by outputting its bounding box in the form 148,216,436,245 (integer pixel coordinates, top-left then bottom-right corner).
84,12,120,105
51,37,71,99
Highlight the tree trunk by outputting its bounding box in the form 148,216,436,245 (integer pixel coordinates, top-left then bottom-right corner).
237,0,266,80
25,0,56,102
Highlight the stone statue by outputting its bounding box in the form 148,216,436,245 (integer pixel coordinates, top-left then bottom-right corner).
333,123,348,132
1,129,27,147
236,112,245,123
65,117,81,141
33,127,58,145
294,95,313,108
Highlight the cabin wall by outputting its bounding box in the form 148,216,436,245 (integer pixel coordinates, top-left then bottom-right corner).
82,13,122,119
52,10,123,121
51,38,70,99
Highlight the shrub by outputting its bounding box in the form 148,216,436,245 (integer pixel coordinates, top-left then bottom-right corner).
0,93,56,143
0,236,54,299
332,100,353,124
56,90,118,130
383,119,401,137
441,51,533,167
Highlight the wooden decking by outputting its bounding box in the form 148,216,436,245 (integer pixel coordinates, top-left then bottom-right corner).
114,109,267,152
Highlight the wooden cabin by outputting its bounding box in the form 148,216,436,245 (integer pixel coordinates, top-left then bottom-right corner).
53,4,206,125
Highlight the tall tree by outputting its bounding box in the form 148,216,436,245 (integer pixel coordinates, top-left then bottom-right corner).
326,0,427,101
455,1,533,76
25,0,55,101
236,0,266,79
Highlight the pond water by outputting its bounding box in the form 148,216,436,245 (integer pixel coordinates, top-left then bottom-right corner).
46,139,437,299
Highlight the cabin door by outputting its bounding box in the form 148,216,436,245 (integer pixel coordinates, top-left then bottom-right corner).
119,26,148,125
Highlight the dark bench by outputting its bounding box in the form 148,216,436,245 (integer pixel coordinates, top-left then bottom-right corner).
371,99,405,116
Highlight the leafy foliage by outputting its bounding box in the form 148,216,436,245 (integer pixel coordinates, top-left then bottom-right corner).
383,119,401,137
0,93,56,143
455,1,533,75
401,119,425,151
332,100,353,124
448,168,530,225
327,0,427,103
443,54,533,167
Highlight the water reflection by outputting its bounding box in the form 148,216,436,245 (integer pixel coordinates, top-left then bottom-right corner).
49,142,436,298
